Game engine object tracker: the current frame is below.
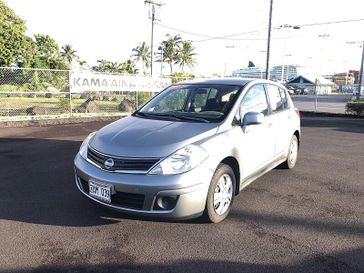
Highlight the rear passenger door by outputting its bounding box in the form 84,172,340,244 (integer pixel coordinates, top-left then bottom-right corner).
238,84,275,176
265,84,292,158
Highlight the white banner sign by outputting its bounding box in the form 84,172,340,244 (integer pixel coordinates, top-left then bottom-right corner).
70,72,171,93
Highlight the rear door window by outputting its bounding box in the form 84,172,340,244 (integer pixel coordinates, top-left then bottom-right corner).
266,84,288,113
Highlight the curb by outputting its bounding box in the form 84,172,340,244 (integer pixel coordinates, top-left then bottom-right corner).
0,115,127,128
300,111,363,119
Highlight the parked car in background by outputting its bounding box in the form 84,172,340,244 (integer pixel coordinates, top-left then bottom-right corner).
74,78,301,223
286,85,310,95
286,86,296,95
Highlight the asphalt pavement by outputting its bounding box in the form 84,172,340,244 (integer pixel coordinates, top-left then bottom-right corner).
291,94,352,114
0,116,363,273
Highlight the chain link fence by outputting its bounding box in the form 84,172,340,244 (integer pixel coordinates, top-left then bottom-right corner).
0,67,69,92
0,67,175,121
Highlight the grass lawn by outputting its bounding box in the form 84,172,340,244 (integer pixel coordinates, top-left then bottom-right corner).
0,97,122,116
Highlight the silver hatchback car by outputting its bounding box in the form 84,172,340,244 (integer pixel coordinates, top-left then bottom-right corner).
74,79,300,223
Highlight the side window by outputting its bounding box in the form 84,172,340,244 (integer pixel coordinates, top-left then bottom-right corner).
266,85,288,112
279,88,289,109
240,84,269,117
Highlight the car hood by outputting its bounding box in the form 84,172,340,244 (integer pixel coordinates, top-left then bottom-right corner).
89,116,219,158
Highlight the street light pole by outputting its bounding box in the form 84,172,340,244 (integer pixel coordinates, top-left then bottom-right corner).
150,4,155,77
265,0,273,80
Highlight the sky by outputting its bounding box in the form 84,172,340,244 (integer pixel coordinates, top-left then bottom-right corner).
4,0,364,76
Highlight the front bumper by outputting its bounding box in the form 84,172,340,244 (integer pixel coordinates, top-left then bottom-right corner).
74,153,214,219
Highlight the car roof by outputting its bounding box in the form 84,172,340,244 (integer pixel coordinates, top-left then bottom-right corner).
176,78,256,86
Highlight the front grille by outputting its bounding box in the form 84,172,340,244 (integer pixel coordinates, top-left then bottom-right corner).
87,147,159,172
78,177,145,210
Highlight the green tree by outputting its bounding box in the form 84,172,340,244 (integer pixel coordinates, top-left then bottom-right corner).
107,61,123,73
131,41,150,75
158,34,182,74
61,44,78,67
177,40,196,71
34,34,66,69
14,36,38,67
0,0,28,66
78,60,88,69
121,59,138,74
92,59,110,72
92,59,137,74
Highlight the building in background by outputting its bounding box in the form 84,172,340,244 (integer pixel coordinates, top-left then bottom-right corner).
286,75,338,94
232,64,298,81
231,67,265,79
323,70,359,85
270,65,298,82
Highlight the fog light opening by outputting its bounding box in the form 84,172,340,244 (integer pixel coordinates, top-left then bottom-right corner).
155,196,178,210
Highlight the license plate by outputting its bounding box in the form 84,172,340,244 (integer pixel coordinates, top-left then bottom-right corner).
89,180,111,203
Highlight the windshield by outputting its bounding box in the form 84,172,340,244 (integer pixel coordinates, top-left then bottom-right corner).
134,84,242,123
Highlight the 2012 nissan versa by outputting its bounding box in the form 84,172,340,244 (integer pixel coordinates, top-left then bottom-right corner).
74,78,301,223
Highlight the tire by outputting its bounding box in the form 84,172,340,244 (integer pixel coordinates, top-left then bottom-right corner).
204,163,236,223
281,135,299,169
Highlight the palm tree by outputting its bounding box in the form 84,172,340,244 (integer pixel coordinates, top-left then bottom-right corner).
158,34,182,74
78,60,88,70
122,59,138,74
131,42,150,75
107,61,124,73
61,44,78,66
177,40,197,71
93,59,110,72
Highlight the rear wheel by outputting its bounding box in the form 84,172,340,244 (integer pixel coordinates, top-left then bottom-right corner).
204,164,236,223
282,135,299,169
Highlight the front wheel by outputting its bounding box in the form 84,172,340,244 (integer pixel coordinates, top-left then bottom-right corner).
282,135,299,169
204,164,236,223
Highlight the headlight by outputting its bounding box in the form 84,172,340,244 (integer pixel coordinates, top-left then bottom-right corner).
148,145,208,175
79,131,97,159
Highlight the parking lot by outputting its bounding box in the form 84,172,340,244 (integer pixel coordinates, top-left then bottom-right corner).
291,94,352,114
0,116,363,273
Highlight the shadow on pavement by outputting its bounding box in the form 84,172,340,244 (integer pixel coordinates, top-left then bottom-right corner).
3,247,364,273
0,137,125,227
229,210,364,236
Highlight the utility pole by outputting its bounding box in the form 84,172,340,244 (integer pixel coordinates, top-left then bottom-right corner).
265,0,273,80
357,41,364,100
144,0,163,77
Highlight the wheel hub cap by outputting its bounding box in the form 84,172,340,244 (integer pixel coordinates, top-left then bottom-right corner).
213,174,233,215
289,139,298,164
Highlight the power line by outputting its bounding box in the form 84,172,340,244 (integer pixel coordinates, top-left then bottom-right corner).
298,18,364,27
155,18,364,43
155,22,215,39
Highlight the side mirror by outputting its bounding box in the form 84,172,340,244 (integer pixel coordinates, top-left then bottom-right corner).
243,111,265,126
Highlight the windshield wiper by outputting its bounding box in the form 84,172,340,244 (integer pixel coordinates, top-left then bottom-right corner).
133,111,147,117
159,112,210,123
135,111,210,123
134,111,183,121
